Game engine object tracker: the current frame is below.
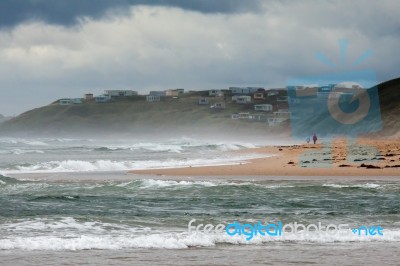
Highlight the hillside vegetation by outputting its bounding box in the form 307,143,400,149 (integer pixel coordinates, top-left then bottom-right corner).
1,78,399,138
0,91,287,137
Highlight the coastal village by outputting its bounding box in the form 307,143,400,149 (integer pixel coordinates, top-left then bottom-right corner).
57,85,354,127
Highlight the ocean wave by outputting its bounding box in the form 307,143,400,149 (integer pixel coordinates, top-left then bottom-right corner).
1,154,269,174
91,142,257,154
0,217,146,234
0,175,23,185
322,183,382,189
12,149,45,155
1,229,400,250
127,179,219,188
0,138,49,146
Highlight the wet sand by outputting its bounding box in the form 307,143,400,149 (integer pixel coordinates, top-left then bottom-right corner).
130,138,400,177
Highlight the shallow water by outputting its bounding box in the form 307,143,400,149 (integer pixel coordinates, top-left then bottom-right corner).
1,176,400,250
0,137,399,265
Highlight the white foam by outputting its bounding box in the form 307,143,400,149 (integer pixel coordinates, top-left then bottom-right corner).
0,217,147,234
95,141,258,154
322,183,381,189
0,138,48,146
138,179,218,188
12,149,45,155
1,154,270,174
1,229,400,251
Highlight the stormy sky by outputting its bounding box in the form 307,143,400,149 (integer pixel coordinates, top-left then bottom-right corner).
0,0,399,115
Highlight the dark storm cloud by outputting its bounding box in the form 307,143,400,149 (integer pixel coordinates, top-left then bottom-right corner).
0,0,262,28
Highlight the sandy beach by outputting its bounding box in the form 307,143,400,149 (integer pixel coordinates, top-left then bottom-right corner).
131,138,400,176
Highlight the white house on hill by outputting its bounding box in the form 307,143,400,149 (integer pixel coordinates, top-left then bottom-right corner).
95,95,111,103
198,98,209,105
146,95,161,102
59,98,83,105
232,95,251,104
210,102,226,109
254,104,273,112
149,91,166,97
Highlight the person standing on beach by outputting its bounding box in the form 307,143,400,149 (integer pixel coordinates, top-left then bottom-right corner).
312,134,318,144
306,136,310,144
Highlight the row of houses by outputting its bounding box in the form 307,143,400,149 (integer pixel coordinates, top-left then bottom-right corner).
231,95,289,104
231,109,291,126
60,88,189,105
59,87,289,105
59,90,139,105
146,89,185,102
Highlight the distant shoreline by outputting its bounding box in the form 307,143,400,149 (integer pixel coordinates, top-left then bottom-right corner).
130,138,400,177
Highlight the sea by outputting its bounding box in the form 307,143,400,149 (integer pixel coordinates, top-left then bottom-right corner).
0,137,399,265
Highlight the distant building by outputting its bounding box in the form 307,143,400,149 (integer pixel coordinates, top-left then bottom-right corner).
232,112,266,122
59,98,83,105
231,113,240,119
229,87,260,95
254,104,273,112
209,90,224,97
267,117,287,126
210,102,226,109
267,90,279,97
95,95,111,103
165,89,184,97
84,93,94,101
316,85,336,99
231,112,251,119
104,90,138,97
198,98,209,105
71,98,83,104
149,91,166,97
59,99,73,105
229,87,244,95
273,109,291,119
249,114,268,122
238,112,250,119
249,87,264,92
253,92,265,100
232,95,252,104
146,95,161,102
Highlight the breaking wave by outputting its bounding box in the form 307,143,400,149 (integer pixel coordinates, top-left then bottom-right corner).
1,218,399,251
322,183,381,189
0,153,270,174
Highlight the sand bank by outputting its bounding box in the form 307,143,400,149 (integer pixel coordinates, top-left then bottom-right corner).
130,138,400,177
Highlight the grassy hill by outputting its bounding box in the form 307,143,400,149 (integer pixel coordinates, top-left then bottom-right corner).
0,78,399,138
377,77,400,137
0,91,288,137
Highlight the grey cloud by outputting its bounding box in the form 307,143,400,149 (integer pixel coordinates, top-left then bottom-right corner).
0,0,399,116
0,0,262,28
